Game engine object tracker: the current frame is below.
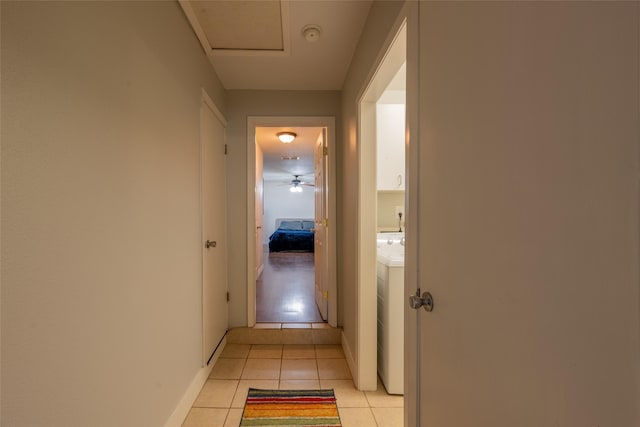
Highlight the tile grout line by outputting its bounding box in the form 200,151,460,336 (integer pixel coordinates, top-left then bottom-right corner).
371,406,381,427
187,344,404,427
315,352,321,387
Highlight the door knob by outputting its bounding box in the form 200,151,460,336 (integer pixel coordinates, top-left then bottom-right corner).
205,240,217,249
409,291,434,312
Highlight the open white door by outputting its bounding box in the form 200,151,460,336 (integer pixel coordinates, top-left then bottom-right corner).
255,143,264,278
314,130,328,320
408,3,639,425
201,91,228,365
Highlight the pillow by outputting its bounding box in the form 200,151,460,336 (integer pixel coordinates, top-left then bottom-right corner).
279,220,303,230
302,221,315,231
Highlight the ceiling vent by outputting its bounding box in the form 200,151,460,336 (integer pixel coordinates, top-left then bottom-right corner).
179,0,290,57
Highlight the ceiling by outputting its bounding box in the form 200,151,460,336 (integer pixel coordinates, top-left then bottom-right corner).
179,0,373,90
256,127,321,183
179,1,372,183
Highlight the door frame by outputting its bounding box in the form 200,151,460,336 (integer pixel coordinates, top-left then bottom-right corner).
246,116,337,327
404,3,419,425
355,6,409,392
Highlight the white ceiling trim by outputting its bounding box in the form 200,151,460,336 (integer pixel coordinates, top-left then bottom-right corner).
178,0,291,58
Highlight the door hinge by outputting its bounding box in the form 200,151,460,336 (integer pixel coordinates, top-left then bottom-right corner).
322,218,328,227
224,144,228,155
323,146,328,156
226,292,230,302
322,291,328,300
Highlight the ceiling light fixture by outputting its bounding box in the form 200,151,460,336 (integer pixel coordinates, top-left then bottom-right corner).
277,132,297,144
290,185,303,193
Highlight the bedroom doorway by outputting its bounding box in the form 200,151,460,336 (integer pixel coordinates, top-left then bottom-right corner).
247,117,337,327
256,127,321,323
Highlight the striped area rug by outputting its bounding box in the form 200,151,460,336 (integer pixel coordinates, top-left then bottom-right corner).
240,388,342,426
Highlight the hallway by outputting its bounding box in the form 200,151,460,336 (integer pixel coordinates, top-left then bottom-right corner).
182,343,403,427
256,251,323,323
3,3,638,427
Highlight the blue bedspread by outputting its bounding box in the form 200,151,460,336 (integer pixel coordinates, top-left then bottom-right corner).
268,229,314,252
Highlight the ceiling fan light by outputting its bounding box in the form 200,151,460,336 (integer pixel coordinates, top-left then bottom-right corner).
277,132,297,143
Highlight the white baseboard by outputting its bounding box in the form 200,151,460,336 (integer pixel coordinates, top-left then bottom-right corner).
341,331,358,387
163,336,226,427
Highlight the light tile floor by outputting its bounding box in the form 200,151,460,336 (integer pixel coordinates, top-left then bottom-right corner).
182,343,404,427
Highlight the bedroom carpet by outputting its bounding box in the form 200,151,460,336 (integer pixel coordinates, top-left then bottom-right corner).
241,388,341,426
256,251,323,323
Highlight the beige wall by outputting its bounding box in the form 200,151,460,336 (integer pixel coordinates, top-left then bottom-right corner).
1,2,225,426
224,90,341,327
339,0,405,375
377,191,405,231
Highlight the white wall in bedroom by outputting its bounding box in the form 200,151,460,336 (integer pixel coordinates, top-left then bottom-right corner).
263,180,315,244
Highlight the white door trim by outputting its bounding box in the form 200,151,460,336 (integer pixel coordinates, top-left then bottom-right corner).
355,12,408,391
403,3,419,425
201,88,227,127
246,116,337,327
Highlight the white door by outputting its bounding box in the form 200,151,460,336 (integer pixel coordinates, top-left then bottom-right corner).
255,143,264,277
408,3,638,426
314,130,328,320
201,95,227,365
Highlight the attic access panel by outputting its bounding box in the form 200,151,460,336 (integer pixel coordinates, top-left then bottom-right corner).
186,0,288,55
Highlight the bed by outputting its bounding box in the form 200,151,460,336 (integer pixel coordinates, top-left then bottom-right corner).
268,218,315,253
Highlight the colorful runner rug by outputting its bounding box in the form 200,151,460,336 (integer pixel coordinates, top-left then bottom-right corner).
240,388,342,426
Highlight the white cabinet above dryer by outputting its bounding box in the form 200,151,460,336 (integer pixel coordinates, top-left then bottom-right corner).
376,102,405,191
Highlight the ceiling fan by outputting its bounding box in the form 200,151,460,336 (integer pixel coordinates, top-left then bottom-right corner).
288,175,314,192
